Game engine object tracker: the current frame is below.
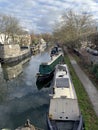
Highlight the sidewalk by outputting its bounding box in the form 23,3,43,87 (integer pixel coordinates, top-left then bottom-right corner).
70,58,98,116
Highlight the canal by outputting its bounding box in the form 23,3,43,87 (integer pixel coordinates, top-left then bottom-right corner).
0,50,52,130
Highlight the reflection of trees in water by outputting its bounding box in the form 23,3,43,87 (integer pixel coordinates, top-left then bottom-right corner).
0,57,31,102
0,51,51,129
0,91,50,129
0,72,7,102
36,80,52,90
12,104,49,129
1,57,30,81
1,62,23,81
0,85,7,102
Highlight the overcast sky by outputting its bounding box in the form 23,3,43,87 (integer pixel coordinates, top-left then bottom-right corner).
0,0,98,33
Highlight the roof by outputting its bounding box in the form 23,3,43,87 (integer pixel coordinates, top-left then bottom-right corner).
49,98,80,121
53,84,76,99
48,64,80,121
53,64,77,99
41,52,63,65
48,52,63,65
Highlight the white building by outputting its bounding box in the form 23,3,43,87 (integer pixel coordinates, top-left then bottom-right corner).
0,33,31,45
0,34,12,44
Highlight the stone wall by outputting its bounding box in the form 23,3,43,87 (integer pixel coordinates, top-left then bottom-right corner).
0,44,5,58
0,44,31,59
0,44,21,59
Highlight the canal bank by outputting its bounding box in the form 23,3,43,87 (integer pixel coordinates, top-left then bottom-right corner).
63,51,98,130
0,51,51,130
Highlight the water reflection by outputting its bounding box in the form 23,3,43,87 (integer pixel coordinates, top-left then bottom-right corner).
0,51,51,130
0,64,8,102
36,80,52,90
1,57,30,81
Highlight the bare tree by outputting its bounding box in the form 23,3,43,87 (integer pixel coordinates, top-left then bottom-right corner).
0,14,24,44
53,10,97,49
41,33,53,43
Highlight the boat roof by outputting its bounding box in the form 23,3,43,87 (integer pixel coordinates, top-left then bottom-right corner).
41,52,63,66
48,64,80,121
55,64,69,79
49,98,80,121
53,83,76,99
53,64,77,99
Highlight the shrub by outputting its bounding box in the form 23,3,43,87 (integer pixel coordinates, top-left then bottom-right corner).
92,64,98,74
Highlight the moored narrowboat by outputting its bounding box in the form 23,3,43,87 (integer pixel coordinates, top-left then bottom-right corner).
47,64,85,130
36,49,64,83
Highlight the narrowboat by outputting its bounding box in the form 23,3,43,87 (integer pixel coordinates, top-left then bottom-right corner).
36,49,63,83
47,64,85,130
50,46,59,57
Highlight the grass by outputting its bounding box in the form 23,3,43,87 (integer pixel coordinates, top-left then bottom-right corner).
64,54,98,130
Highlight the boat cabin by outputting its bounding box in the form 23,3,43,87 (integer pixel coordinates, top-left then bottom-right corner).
39,53,63,75
50,46,59,56
49,98,80,121
47,64,85,130
53,64,77,99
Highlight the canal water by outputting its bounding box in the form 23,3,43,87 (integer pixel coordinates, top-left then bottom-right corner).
0,50,52,130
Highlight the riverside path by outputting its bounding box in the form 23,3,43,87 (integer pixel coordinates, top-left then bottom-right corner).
69,56,98,116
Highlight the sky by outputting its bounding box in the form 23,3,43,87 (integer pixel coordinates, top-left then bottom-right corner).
0,0,98,34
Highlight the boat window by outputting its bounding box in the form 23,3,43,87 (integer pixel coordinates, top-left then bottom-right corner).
56,78,69,88
60,117,62,119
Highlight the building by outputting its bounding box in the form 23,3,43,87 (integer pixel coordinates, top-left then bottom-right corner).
0,33,31,46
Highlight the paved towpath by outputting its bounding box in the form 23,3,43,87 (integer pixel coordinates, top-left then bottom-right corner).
69,56,98,116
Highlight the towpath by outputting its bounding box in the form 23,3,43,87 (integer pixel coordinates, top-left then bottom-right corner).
68,54,98,116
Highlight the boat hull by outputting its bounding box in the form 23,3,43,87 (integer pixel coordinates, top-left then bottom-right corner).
47,114,85,130
36,80,51,90
47,64,85,130
36,70,54,83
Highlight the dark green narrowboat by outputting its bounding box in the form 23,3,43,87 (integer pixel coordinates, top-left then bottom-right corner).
36,52,64,83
